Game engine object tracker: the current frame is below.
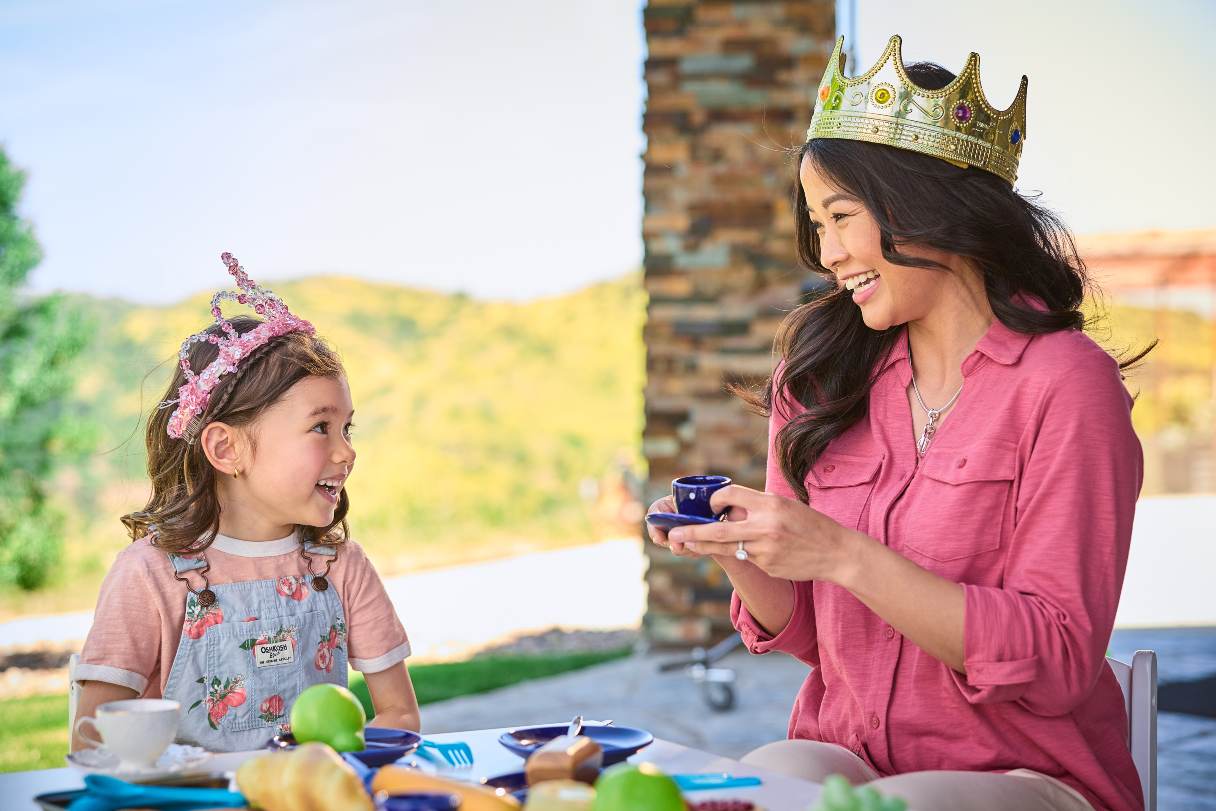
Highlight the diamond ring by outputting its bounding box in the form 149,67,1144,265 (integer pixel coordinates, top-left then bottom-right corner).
735,541,748,561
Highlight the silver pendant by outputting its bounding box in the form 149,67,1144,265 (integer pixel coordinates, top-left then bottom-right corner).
917,410,941,456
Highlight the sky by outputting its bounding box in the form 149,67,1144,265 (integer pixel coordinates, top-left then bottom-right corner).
1,0,1213,304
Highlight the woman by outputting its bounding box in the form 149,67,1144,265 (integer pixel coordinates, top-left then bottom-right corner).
648,36,1148,811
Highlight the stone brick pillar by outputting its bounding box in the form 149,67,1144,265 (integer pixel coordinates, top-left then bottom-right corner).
641,0,836,647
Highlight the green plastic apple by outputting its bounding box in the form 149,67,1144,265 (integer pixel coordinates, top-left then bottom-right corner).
592,762,685,811
289,683,367,752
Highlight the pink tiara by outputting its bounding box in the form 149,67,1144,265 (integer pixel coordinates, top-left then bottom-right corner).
162,252,315,440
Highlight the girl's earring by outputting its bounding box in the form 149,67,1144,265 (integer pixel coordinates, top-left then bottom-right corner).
233,468,241,479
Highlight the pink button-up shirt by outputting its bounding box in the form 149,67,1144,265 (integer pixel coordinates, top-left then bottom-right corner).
731,318,1144,811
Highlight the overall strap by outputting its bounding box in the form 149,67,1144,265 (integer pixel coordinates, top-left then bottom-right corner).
167,552,209,573
164,549,217,607
300,540,339,592
302,541,338,558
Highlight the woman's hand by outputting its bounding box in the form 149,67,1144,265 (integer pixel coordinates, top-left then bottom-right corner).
645,496,701,557
647,489,799,639
667,484,860,584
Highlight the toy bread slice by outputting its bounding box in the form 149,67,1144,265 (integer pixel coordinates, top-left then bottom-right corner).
524,735,603,786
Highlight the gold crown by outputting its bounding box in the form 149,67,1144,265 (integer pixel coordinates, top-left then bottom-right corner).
806,35,1027,185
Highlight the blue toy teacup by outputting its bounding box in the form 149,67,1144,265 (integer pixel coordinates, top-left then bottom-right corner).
672,474,732,520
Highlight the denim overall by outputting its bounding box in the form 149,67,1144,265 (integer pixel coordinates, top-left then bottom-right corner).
161,542,348,752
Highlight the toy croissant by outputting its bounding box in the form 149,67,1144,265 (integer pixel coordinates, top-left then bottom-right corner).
236,743,373,811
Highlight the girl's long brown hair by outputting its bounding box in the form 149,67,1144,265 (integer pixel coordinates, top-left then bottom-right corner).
122,315,351,553
736,62,1153,504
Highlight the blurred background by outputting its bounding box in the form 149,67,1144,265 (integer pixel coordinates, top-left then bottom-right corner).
1,0,1213,804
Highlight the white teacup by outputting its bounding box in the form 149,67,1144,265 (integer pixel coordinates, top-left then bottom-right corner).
74,698,181,770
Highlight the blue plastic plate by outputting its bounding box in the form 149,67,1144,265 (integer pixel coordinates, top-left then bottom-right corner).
645,512,718,530
480,770,531,802
498,724,653,765
266,726,421,767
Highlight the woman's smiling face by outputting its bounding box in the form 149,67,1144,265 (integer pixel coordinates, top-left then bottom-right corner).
799,154,958,332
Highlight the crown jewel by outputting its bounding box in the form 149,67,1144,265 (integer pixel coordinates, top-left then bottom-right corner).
806,35,1028,185
163,252,315,440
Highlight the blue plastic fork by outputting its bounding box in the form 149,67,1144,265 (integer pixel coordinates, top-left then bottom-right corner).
418,738,475,767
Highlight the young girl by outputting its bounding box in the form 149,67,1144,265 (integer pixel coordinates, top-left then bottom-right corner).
73,252,420,753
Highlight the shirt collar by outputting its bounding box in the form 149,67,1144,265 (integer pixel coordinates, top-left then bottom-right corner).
966,316,1034,371
877,295,1040,381
878,328,910,375
964,293,1044,372
210,530,300,557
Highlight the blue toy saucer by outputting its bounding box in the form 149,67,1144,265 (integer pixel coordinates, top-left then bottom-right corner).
645,512,719,530
480,770,531,802
498,724,653,766
266,726,421,767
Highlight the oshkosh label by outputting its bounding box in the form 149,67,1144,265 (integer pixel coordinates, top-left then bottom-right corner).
254,640,295,668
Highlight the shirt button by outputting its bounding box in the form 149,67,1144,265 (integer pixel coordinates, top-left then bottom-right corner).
824,464,835,473
871,714,880,729
956,457,967,468
884,626,895,640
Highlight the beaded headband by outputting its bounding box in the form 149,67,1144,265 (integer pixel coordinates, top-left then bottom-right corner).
162,252,315,441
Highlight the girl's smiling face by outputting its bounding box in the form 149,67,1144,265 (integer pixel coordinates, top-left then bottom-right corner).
799,154,958,332
232,375,357,537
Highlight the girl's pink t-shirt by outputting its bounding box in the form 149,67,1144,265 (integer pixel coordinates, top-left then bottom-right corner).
732,320,1144,811
76,533,410,696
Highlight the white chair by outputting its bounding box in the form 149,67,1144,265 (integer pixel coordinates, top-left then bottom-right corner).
1107,650,1157,811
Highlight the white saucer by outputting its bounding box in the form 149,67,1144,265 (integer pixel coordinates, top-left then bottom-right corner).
66,743,212,781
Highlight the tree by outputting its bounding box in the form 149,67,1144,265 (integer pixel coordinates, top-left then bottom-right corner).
0,147,91,590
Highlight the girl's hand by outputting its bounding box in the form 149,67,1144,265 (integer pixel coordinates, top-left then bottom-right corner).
666,484,859,583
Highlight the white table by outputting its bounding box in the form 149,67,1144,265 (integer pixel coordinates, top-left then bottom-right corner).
1,727,823,810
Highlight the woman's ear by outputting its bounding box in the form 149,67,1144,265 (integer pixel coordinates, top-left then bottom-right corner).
199,422,244,478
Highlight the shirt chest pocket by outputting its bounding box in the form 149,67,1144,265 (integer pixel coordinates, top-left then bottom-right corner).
805,454,883,531
903,444,1017,563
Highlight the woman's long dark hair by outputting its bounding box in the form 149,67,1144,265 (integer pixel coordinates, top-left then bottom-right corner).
122,315,352,553
737,62,1153,504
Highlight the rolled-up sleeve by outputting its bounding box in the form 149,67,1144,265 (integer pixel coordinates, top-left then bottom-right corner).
78,550,161,695
950,350,1142,714
731,580,818,666
729,363,819,667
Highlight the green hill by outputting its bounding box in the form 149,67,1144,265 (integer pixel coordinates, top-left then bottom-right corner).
3,275,1208,618
6,275,646,617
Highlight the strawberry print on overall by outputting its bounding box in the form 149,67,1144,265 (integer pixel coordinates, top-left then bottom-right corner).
275,576,309,601
183,592,224,640
314,616,347,674
190,674,247,730
259,694,286,724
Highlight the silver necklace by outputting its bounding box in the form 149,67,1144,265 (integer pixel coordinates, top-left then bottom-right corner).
911,374,964,456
